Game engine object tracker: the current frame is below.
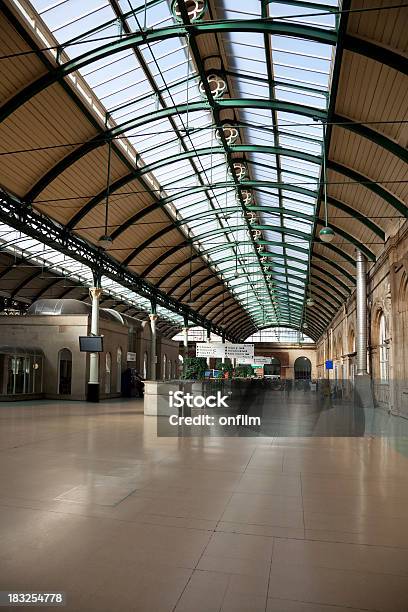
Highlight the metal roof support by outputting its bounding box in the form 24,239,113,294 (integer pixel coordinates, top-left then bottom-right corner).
0,190,226,336
343,34,408,76
334,114,408,165
10,269,43,298
327,161,408,217
0,20,337,124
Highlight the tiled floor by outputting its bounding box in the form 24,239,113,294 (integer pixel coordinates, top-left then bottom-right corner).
1,399,408,611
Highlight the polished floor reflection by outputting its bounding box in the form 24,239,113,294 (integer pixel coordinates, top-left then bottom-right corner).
1,399,408,611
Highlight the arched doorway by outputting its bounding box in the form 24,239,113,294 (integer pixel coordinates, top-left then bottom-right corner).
264,357,281,378
58,348,72,395
294,357,312,380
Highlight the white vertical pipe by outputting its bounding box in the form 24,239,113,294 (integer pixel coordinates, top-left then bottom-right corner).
149,314,158,380
356,249,368,375
89,287,102,385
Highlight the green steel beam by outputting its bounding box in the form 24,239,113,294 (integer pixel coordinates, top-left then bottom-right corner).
156,244,356,289
121,215,374,267
265,0,338,11
140,243,188,279
24,97,325,203
85,181,317,239
328,161,408,218
212,303,251,327
229,313,325,339
237,307,330,336
202,286,338,323
168,265,212,295
325,196,385,240
343,34,408,76
334,114,408,165
32,277,65,300
311,264,350,296
0,21,335,124
316,219,375,262
205,299,243,324
309,0,348,341
121,223,314,267
232,296,335,323
178,279,220,303
236,283,341,311
10,269,43,298
227,314,260,339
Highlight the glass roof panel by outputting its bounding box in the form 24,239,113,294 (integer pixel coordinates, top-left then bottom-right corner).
26,0,339,334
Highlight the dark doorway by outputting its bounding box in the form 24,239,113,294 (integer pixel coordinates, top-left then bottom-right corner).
264,357,281,378
58,348,72,395
294,356,312,380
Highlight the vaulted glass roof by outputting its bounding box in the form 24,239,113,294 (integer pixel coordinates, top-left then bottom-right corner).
0,222,184,326
27,0,340,334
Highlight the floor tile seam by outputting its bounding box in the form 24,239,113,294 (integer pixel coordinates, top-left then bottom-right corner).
215,527,304,541
145,463,248,475
303,510,408,521
264,534,276,612
198,551,273,565
170,508,225,611
266,595,376,611
302,532,408,550
0,422,117,454
218,572,233,612
300,472,306,539
215,515,304,529
0,501,220,533
216,445,259,512
268,558,408,579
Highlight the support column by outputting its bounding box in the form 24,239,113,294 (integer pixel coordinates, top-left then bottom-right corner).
182,326,189,353
356,250,368,375
206,328,211,367
221,332,225,364
87,285,102,402
354,249,374,408
149,313,158,380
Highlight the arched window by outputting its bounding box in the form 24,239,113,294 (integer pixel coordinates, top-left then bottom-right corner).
116,347,122,393
58,348,72,395
337,334,342,358
105,352,111,394
379,313,388,382
349,328,356,354
294,357,312,380
163,353,167,380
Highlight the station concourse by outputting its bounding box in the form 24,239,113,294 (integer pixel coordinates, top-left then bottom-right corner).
1,1,408,611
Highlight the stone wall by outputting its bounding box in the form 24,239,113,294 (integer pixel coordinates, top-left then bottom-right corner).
315,222,408,417
253,343,317,380
0,313,180,400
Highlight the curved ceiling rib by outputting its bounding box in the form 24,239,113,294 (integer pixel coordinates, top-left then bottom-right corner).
2,0,404,341
121,218,375,268
67,179,317,232
327,161,408,217
334,114,408,165
0,20,336,124
343,34,408,76
23,99,326,202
